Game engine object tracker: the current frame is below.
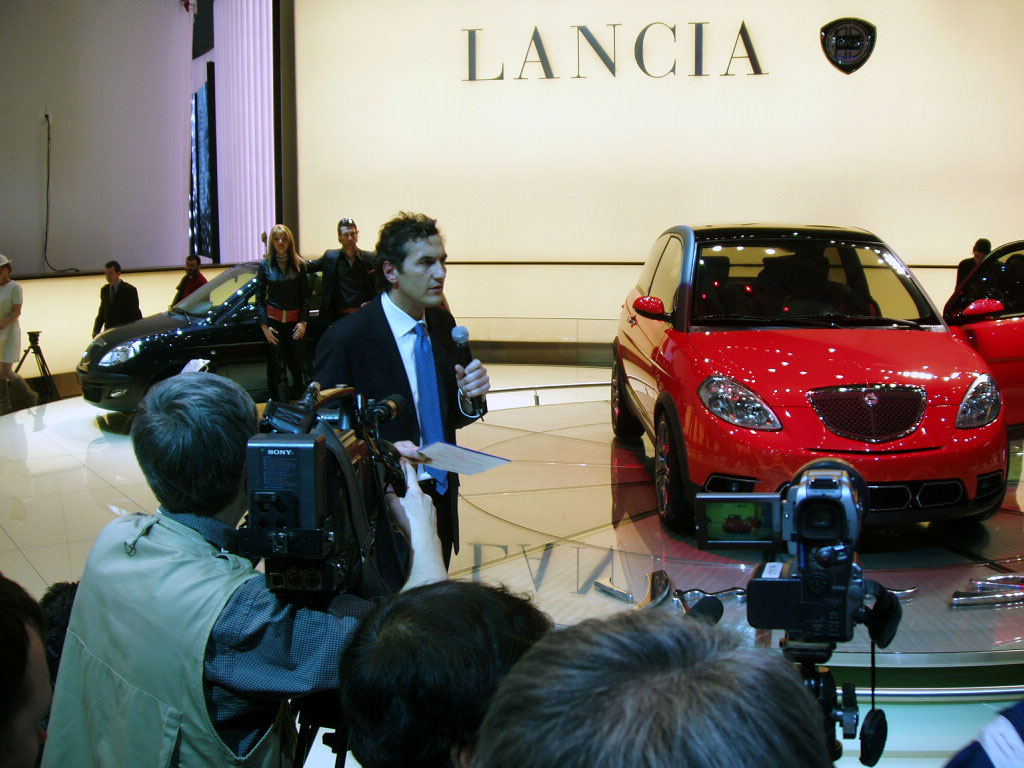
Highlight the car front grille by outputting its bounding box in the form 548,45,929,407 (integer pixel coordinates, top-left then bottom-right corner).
808,385,926,442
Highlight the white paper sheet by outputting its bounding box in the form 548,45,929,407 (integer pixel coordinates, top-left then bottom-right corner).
418,442,509,474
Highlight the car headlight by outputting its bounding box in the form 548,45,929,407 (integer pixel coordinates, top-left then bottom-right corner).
698,376,782,430
99,340,142,367
956,373,1001,429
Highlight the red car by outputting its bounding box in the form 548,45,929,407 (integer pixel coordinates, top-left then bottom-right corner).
612,224,1011,533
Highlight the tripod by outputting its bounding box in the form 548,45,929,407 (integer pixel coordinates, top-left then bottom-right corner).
15,331,59,403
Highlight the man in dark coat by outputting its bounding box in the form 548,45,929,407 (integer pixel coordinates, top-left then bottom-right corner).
92,260,142,337
314,212,489,566
305,217,376,346
956,237,992,289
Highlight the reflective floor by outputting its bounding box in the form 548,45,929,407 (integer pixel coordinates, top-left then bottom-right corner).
3,364,1023,766
3,364,1024,662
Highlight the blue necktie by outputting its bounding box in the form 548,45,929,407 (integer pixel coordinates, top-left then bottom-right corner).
413,323,447,494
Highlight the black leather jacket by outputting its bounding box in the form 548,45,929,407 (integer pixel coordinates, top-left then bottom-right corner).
255,259,310,326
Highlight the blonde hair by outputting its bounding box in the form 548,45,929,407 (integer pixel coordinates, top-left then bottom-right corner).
267,224,304,274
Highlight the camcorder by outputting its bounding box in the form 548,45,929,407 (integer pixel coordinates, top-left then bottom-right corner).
696,459,902,766
237,383,411,601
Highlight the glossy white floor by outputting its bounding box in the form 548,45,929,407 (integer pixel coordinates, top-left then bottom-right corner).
2,364,1020,767
0,364,610,598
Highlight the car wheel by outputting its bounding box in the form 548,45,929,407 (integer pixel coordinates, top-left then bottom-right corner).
655,413,694,533
611,361,644,440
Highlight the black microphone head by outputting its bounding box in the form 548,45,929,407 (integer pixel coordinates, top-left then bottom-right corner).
452,325,471,345
389,393,405,412
685,596,724,625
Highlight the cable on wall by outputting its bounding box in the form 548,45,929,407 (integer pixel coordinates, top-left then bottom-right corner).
42,113,78,273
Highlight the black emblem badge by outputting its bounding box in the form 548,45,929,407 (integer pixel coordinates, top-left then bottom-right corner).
820,18,876,74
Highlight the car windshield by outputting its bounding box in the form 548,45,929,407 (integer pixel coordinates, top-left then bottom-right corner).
173,264,258,318
690,239,940,327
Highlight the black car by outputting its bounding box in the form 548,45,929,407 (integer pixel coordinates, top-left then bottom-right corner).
78,264,272,411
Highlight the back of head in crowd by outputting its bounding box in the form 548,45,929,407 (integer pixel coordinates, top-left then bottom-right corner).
339,580,552,768
472,609,833,768
374,211,440,293
130,372,258,517
0,571,50,768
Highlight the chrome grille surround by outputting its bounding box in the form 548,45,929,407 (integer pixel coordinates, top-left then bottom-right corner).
807,384,926,443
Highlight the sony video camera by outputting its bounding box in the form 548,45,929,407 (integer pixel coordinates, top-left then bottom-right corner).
237,384,410,599
697,459,901,765
696,458,899,646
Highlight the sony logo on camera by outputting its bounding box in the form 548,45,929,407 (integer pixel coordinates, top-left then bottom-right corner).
266,449,293,455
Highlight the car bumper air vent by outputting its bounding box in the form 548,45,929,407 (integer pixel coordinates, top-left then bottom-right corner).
976,470,1005,502
866,484,913,511
916,480,965,508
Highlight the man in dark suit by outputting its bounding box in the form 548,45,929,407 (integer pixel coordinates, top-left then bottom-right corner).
956,237,992,289
305,217,376,346
92,260,142,337
315,212,489,566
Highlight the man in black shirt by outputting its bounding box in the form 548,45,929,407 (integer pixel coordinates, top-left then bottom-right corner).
306,217,375,347
956,237,992,289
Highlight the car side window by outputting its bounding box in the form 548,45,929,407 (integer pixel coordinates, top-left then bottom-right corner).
649,237,684,307
951,247,1024,317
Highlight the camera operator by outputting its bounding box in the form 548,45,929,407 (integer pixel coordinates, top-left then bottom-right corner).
0,571,51,768
41,373,446,768
339,581,552,768
472,610,833,768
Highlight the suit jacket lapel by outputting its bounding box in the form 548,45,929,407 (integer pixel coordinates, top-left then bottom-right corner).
366,297,420,438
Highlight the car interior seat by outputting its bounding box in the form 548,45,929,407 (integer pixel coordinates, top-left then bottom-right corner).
692,255,731,318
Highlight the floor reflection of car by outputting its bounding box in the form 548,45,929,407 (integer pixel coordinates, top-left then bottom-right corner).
611,224,1011,534
78,264,268,411
944,240,1024,439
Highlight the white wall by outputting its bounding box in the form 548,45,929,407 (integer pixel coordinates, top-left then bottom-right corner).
293,1,1024,270
0,0,193,275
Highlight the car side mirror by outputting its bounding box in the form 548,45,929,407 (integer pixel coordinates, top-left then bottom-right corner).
632,295,670,321
962,298,1005,317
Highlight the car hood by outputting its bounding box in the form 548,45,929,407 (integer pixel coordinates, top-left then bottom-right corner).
93,312,196,344
685,328,990,407
84,312,198,361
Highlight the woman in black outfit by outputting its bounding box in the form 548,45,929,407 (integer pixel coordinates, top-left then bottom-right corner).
256,224,312,401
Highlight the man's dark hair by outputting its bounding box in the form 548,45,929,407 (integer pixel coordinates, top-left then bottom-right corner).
473,609,833,768
104,260,122,272
130,373,258,516
339,580,552,768
374,212,440,292
0,571,47,746
974,238,992,255
185,254,201,265
38,580,79,685
337,217,358,239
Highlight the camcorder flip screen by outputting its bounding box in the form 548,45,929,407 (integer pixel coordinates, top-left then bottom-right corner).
695,492,784,550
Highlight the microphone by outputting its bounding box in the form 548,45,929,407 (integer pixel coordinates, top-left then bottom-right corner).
684,596,724,625
365,394,405,424
451,325,486,414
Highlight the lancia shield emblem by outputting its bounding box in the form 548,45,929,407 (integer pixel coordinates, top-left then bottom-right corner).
864,391,880,408
821,18,876,74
